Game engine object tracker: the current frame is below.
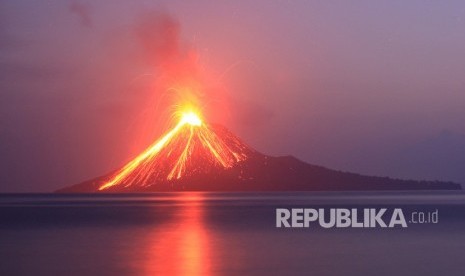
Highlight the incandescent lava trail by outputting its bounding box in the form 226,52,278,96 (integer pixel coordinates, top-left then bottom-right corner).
99,110,252,191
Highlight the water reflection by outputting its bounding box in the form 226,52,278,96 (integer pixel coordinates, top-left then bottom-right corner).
1,193,463,275
142,193,211,275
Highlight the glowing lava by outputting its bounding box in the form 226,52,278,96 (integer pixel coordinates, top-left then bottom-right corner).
180,112,202,126
98,110,251,191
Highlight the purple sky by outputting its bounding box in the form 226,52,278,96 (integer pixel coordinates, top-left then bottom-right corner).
1,1,465,192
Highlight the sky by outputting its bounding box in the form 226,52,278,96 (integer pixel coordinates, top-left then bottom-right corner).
1,0,465,192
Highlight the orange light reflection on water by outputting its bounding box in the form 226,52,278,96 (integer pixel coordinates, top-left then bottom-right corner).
142,193,211,276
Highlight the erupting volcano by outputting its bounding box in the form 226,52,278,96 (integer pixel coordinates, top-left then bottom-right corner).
58,108,460,192
56,12,460,193
98,110,253,191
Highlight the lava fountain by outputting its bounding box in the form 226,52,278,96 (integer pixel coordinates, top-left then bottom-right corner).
99,107,252,191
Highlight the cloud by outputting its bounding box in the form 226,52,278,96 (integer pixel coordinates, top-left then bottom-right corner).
135,11,181,67
134,11,201,89
133,11,213,120
69,1,92,28
133,10,275,128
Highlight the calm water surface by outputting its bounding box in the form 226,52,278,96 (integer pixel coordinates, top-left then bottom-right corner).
1,192,464,275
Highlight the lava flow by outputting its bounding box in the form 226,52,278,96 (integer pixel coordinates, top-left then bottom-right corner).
98,109,252,191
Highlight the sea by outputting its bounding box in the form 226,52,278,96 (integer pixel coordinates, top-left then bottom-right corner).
1,191,464,276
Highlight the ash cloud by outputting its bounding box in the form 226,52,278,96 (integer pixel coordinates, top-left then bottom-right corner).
69,1,93,28
134,11,202,92
133,11,212,122
133,11,273,128
135,11,182,67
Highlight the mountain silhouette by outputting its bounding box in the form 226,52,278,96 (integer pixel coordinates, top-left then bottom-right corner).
57,121,461,192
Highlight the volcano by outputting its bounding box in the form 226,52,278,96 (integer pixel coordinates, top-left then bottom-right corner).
57,112,461,192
